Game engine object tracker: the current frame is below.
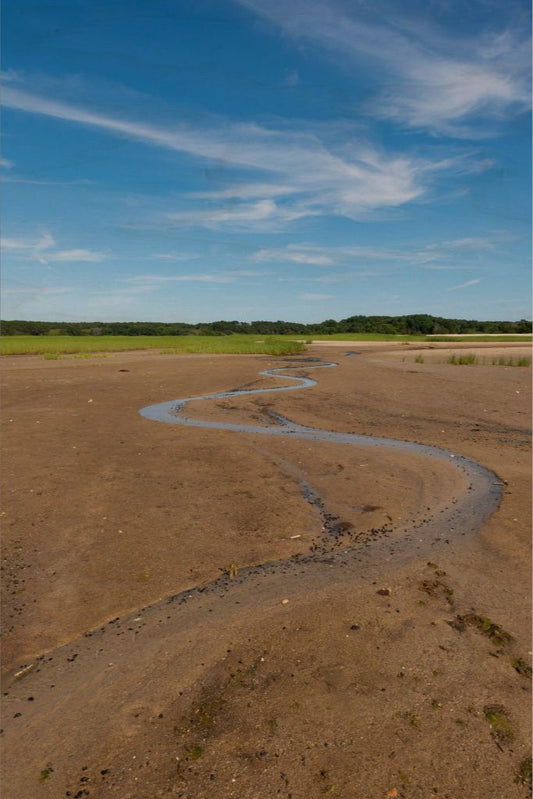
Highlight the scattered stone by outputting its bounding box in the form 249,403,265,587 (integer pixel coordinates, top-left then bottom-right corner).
377,588,391,596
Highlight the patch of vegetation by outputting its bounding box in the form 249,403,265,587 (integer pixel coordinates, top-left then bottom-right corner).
41,352,61,360
448,613,512,647
393,710,419,728
515,757,532,789
397,768,410,787
1,334,306,357
72,352,108,359
173,651,277,776
186,745,204,760
511,657,532,678
190,693,227,733
448,353,477,365
446,353,531,367
483,705,514,744
38,769,51,783
470,615,512,647
418,575,454,605
414,354,424,363
492,355,531,367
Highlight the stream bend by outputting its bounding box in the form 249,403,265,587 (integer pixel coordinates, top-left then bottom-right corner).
140,360,503,542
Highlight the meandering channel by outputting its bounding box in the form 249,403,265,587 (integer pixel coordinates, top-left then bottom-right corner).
140,359,503,544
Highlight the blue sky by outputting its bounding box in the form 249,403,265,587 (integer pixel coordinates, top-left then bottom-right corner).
2,0,531,323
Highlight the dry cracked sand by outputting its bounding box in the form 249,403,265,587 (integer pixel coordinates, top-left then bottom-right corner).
1,341,531,798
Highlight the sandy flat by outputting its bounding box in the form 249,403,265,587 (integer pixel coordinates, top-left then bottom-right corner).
1,343,531,798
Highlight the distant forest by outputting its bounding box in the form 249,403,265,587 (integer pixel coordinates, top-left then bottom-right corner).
1,315,531,337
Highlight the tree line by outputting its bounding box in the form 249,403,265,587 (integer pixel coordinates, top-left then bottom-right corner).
1,314,531,337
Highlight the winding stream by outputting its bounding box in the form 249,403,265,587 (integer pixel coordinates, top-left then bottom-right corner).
140,359,503,545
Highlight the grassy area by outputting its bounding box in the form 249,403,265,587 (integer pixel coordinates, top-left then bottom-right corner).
283,333,532,343
412,353,531,367
428,335,531,343
2,332,530,357
287,333,428,342
447,353,531,367
0,335,306,357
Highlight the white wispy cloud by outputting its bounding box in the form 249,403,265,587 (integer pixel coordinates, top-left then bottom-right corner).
189,183,295,200
1,232,104,263
2,85,478,227
165,200,318,231
255,246,334,265
1,233,56,262
46,249,105,263
2,232,55,251
427,237,498,251
252,237,502,267
152,252,201,262
3,176,92,186
448,278,482,291
284,69,300,88
299,292,333,301
3,286,71,296
236,0,530,137
1,158,13,169
128,273,234,284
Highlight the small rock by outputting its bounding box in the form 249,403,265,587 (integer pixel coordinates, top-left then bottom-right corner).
377,588,391,596
281,599,289,605
350,624,360,630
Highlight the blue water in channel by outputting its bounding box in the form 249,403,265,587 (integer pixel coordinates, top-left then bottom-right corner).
139,360,503,537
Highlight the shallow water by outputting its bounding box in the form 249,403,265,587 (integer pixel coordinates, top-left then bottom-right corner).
139,359,503,540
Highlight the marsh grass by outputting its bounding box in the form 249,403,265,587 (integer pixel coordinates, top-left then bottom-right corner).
447,353,531,367
288,334,531,342
448,353,477,365
0,334,305,357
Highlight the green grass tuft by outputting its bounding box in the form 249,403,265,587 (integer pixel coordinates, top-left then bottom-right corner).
483,705,514,743
448,353,477,365
511,657,532,678
516,757,532,788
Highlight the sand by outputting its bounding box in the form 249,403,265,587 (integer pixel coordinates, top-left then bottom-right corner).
1,342,531,798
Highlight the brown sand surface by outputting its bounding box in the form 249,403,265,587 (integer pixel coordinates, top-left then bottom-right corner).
1,343,531,798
